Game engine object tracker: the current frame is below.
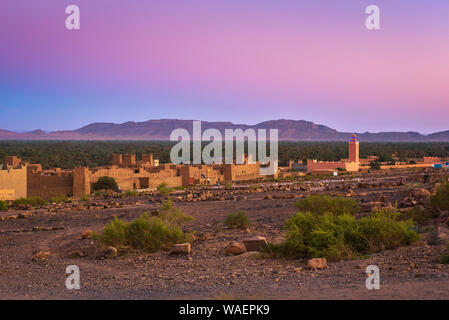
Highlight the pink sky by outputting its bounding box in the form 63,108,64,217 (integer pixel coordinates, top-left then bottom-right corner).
1,1,449,133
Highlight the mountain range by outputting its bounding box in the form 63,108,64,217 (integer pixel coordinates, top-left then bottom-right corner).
1,119,449,141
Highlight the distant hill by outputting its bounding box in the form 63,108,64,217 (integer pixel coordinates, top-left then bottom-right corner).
1,119,448,141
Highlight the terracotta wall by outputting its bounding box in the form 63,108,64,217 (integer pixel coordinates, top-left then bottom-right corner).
27,173,73,198
0,165,27,200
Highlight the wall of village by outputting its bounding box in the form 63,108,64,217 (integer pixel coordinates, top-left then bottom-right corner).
88,167,142,191
27,173,73,198
307,160,345,172
223,163,261,182
0,165,27,200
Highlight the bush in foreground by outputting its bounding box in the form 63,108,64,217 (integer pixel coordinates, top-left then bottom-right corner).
294,195,360,216
0,200,8,211
94,200,193,252
268,208,419,261
157,182,172,196
225,211,251,230
49,194,70,203
13,196,47,208
125,190,140,197
431,183,449,210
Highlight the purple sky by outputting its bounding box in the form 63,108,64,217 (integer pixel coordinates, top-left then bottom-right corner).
1,0,448,133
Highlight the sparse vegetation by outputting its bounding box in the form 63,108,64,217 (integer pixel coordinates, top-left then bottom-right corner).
430,183,449,210
399,207,435,227
0,200,8,211
440,243,449,264
225,210,251,230
12,196,47,208
294,195,360,216
49,194,70,203
267,208,419,261
158,199,195,225
125,190,140,197
94,200,194,252
157,182,172,196
93,176,119,192
80,195,90,202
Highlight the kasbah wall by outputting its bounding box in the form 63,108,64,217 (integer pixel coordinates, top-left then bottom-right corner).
0,164,27,200
0,154,264,199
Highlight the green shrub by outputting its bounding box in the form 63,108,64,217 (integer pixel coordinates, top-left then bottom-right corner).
93,176,119,191
95,202,194,252
80,195,90,202
399,207,434,227
441,253,449,264
294,195,360,216
49,194,70,203
13,196,47,208
0,200,8,211
225,211,251,229
158,199,194,225
431,183,449,210
125,190,140,197
157,182,172,196
269,208,419,261
441,243,449,264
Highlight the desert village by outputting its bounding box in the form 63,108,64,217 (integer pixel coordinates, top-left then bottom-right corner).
0,135,447,201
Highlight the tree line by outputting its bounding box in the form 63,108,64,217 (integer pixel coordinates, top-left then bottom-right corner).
1,140,448,169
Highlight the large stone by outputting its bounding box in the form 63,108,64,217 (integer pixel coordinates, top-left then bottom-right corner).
170,243,191,255
307,258,327,270
412,188,431,199
224,241,246,255
242,236,267,252
32,251,50,261
80,229,93,239
437,224,449,241
98,246,117,259
69,250,84,258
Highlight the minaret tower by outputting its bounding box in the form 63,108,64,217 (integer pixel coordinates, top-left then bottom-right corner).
349,134,359,164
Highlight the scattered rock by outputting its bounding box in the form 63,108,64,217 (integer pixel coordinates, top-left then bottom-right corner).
170,243,191,255
308,258,327,270
80,229,93,239
18,212,33,219
224,241,246,256
31,251,50,261
437,224,449,241
69,250,84,258
230,251,260,261
242,236,268,252
98,246,117,259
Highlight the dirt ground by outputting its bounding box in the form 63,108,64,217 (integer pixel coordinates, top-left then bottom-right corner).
1,170,448,300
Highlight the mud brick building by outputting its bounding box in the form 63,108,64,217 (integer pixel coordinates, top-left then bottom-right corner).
307,134,360,173
0,156,27,200
0,154,264,200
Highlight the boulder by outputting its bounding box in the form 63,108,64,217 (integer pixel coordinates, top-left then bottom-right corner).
80,229,93,239
307,258,327,270
69,250,84,258
242,236,268,252
170,243,191,255
18,212,33,219
98,246,117,259
224,241,246,255
32,251,50,261
437,224,449,242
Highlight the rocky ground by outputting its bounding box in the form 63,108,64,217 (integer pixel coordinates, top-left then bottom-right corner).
1,169,448,300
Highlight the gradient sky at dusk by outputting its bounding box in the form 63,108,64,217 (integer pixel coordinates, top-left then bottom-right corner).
1,0,448,133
